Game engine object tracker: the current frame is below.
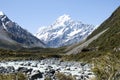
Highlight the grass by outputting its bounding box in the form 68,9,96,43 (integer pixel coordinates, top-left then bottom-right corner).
87,6,120,51
92,52,120,80
61,51,107,62
0,48,64,61
87,6,120,40
0,73,27,80
55,72,75,80
18,46,66,54
62,50,120,80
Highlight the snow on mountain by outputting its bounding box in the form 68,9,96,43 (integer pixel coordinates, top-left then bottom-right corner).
0,11,46,48
0,11,4,16
36,14,96,48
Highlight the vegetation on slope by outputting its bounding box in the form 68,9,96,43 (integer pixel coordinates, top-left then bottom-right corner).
62,50,120,80
0,47,65,61
92,52,120,80
87,6,120,40
62,6,120,80
87,6,120,51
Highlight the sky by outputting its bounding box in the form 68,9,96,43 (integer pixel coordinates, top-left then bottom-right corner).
0,0,120,34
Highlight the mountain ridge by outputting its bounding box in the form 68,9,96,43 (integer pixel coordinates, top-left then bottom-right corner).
0,12,46,49
87,6,120,51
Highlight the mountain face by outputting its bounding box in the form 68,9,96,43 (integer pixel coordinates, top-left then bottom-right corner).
0,11,45,49
66,6,120,54
36,14,96,48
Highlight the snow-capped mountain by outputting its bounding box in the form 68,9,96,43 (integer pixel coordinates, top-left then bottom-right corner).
36,14,96,48
0,11,45,49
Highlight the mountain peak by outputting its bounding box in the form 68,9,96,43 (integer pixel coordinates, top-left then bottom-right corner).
0,11,4,16
52,14,71,27
36,14,96,48
57,14,71,21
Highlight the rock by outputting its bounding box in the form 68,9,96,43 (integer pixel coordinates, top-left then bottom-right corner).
81,63,86,66
80,75,84,79
0,67,5,73
64,72,72,76
17,67,28,73
49,69,55,75
44,69,55,78
26,68,33,74
6,66,15,73
85,75,89,79
56,68,61,72
87,72,93,75
30,70,43,80
47,66,53,69
31,63,38,67
66,67,70,70
24,62,31,66
30,73,43,80
0,58,95,80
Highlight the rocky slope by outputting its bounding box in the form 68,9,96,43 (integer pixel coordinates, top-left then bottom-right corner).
66,29,108,54
36,14,96,48
0,11,45,49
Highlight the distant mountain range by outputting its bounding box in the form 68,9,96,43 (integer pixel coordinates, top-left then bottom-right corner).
36,14,96,48
0,11,45,49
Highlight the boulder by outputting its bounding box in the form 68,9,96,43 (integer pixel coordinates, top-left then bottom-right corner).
0,67,5,73
17,67,28,73
29,70,43,80
6,66,15,73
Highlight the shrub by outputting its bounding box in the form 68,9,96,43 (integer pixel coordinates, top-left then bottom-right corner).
92,52,120,80
0,73,27,80
55,72,75,80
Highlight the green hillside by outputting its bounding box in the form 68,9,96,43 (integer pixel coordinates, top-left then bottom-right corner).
63,7,120,80
87,6,120,39
87,6,120,51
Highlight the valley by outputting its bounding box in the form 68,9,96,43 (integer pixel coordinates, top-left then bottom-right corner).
0,2,119,80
